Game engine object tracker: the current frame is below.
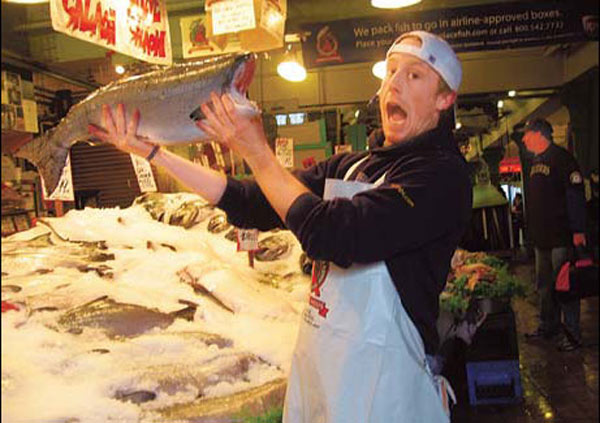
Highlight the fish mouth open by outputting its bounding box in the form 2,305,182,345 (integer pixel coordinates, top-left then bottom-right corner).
189,54,257,123
233,54,256,96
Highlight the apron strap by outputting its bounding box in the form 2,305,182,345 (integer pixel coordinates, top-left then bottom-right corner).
433,375,457,417
343,155,387,187
343,155,369,181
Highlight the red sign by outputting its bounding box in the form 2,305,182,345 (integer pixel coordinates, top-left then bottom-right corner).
50,0,172,65
499,156,522,174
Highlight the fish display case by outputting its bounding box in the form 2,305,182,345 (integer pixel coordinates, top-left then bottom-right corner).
1,192,308,422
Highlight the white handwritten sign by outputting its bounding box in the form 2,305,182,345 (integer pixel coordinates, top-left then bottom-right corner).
43,154,75,201
130,154,157,192
209,0,256,36
237,228,259,251
275,137,294,168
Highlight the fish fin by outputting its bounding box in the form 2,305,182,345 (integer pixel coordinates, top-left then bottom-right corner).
13,131,70,198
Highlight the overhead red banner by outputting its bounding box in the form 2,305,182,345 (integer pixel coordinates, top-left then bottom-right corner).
50,0,172,65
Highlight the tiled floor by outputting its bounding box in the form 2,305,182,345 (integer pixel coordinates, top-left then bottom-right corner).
448,260,599,423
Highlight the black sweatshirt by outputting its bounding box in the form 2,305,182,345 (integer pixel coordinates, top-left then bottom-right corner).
526,143,587,249
217,124,472,354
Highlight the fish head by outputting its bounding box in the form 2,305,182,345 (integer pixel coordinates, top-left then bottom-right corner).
231,53,256,97
189,53,259,123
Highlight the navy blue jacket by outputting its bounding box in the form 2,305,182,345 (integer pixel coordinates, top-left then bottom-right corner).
218,123,472,354
526,143,587,248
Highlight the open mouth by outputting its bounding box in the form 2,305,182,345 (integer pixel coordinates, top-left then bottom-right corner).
386,102,407,124
233,54,256,95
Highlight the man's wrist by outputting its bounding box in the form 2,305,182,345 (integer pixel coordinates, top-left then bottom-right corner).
244,147,277,171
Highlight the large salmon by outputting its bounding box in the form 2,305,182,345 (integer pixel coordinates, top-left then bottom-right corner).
13,54,257,196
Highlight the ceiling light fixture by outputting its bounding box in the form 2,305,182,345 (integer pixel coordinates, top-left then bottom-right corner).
277,45,307,82
508,90,516,97
371,0,421,9
372,61,386,79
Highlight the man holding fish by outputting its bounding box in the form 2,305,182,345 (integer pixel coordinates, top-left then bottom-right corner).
89,31,471,422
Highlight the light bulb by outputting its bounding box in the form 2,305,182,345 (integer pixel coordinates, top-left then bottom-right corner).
508,90,516,97
497,100,504,108
115,65,126,75
455,121,462,129
277,61,306,82
372,61,386,80
371,0,421,9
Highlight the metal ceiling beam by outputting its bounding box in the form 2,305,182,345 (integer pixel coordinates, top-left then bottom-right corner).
1,48,100,90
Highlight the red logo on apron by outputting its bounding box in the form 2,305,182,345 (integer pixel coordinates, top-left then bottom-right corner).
310,260,330,318
311,260,330,297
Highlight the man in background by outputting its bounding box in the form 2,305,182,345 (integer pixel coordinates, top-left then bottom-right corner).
522,118,587,351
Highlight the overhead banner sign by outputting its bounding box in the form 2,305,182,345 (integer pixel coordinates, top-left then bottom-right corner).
301,1,598,69
50,0,172,65
179,15,241,59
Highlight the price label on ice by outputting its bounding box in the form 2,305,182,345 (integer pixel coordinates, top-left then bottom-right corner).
237,228,259,251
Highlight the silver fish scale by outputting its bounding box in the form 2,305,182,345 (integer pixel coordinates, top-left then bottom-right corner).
14,54,255,196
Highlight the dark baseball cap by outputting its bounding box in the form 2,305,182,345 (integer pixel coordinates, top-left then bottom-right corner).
525,118,553,140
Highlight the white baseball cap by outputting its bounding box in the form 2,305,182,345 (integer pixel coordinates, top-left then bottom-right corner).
386,31,462,92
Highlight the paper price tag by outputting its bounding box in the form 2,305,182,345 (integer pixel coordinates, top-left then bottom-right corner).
43,154,75,201
237,228,259,251
275,137,294,168
130,154,157,192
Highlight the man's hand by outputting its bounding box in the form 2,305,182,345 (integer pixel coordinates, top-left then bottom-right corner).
88,103,155,158
195,92,269,167
573,232,586,247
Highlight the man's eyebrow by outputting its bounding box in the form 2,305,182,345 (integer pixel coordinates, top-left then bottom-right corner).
388,58,428,70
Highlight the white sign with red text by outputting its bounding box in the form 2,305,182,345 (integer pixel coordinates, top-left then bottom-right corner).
275,137,294,168
50,0,172,65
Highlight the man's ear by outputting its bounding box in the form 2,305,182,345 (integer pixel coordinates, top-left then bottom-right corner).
436,91,457,112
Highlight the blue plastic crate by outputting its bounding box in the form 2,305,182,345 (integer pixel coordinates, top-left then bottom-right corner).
466,359,523,405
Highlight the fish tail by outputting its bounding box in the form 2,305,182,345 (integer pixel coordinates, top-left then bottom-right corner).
13,128,71,197
171,302,198,322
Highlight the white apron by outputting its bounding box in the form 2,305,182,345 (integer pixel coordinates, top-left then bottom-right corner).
283,157,452,423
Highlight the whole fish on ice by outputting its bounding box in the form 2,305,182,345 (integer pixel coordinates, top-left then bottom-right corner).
114,352,269,405
13,54,258,196
57,296,197,338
